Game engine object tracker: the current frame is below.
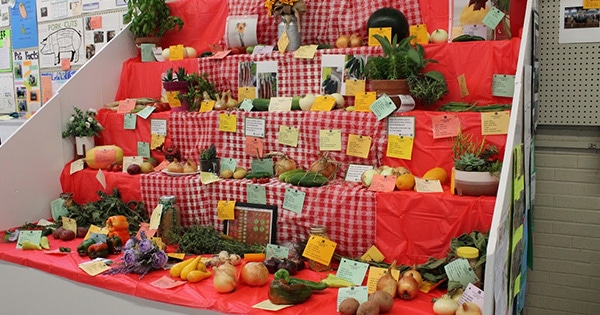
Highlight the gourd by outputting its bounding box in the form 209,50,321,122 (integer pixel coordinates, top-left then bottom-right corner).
268,279,313,305
85,145,124,169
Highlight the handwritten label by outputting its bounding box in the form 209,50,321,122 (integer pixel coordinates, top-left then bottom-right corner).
482,7,506,30
278,125,299,147
266,244,290,260
311,95,336,111
245,136,264,157
149,204,163,230
293,44,318,59
247,184,267,205
277,31,289,53
410,24,429,45
16,230,42,249
337,287,369,311
217,200,236,220
387,116,415,136
269,97,293,112
481,111,510,135
117,99,136,114
368,174,396,192
219,113,237,132
345,164,374,182
251,158,274,175
220,158,237,172
431,114,460,139
319,129,342,151
368,27,392,46
457,74,469,97
244,117,266,138
370,94,396,120
124,113,137,130
346,134,372,158
283,188,306,214
367,266,400,293
199,100,215,112
150,276,187,289
302,235,337,266
354,92,376,112
345,80,366,96
62,216,77,233
414,177,444,193
70,158,85,174
337,257,370,285
386,135,414,160
492,74,516,97
238,88,256,102
360,245,385,262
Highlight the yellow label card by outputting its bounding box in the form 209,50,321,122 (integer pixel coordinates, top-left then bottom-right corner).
83,224,106,240
367,266,400,294
457,74,469,97
293,44,318,59
238,87,256,101
169,44,184,60
481,111,510,135
354,92,376,112
584,0,600,8
278,31,289,53
199,100,215,112
62,216,77,233
219,113,237,132
167,253,186,260
217,200,236,220
149,204,163,230
368,27,392,46
361,245,385,262
319,129,342,151
302,235,337,266
410,24,429,45
200,172,221,184
278,125,299,147
166,91,182,108
386,135,414,160
151,134,166,150
311,95,336,111
79,261,110,276
345,80,366,96
346,134,372,158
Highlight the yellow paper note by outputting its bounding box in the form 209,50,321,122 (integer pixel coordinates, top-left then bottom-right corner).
319,129,342,151
167,253,186,260
83,224,106,240
457,74,469,97
199,100,215,112
584,0,600,8
355,92,376,112
410,24,429,45
346,134,372,158
149,204,163,230
200,172,220,184
238,87,256,101
386,135,414,160
481,111,510,135
278,125,299,147
79,261,110,276
278,31,289,53
62,217,77,233
217,200,236,220
151,134,166,150
360,245,385,263
169,44,184,60
311,95,336,111
367,266,400,293
219,113,237,132
293,44,318,59
368,27,392,46
302,235,337,266
166,91,182,108
345,79,366,96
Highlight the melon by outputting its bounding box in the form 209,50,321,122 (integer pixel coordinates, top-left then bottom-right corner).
85,145,124,169
422,167,448,184
367,8,410,41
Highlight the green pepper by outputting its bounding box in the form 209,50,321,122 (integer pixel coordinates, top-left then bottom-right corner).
274,269,291,282
106,235,123,255
87,242,109,259
273,268,328,290
77,238,96,256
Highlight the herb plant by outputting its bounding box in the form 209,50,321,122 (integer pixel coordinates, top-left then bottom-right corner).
62,107,104,138
124,0,184,39
177,72,218,112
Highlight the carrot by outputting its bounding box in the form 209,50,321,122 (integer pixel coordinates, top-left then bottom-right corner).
244,253,266,262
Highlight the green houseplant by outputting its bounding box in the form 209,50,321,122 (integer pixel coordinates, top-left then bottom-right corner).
199,144,219,174
365,34,448,106
124,0,184,45
177,72,218,112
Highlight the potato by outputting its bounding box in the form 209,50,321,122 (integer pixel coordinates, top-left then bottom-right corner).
339,297,360,315
221,169,234,179
59,229,76,241
368,290,394,313
233,168,247,179
356,301,380,315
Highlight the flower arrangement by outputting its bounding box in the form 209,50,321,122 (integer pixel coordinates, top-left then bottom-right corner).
62,107,103,138
106,231,168,279
452,129,502,176
264,0,307,29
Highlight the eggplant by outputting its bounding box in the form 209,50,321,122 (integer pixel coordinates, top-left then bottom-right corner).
263,257,281,274
277,258,298,276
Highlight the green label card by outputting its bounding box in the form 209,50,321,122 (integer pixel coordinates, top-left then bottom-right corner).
124,113,137,130
266,244,290,260
137,142,151,158
251,158,274,175
336,257,370,285
370,94,397,120
90,233,107,243
492,74,516,97
220,158,237,172
16,230,42,249
141,43,156,62
247,184,267,205
283,188,306,214
337,286,369,308
239,99,254,112
137,105,155,119
483,7,506,29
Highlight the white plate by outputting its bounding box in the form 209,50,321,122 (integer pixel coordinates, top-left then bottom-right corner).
161,169,201,176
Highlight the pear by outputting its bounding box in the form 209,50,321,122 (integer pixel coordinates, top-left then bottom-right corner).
183,159,198,173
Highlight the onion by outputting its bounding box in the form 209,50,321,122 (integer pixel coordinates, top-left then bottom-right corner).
273,154,297,176
455,302,482,315
403,267,423,287
213,267,237,293
361,169,380,187
349,34,363,47
376,260,398,298
432,294,458,315
397,273,419,300
330,93,345,109
336,35,350,48
229,253,242,266
430,29,449,44
299,94,316,110
309,152,339,179
240,262,269,287
217,262,238,279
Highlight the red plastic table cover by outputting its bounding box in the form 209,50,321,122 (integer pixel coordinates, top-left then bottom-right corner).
0,238,444,314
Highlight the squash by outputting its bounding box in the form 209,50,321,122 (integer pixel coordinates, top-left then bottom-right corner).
85,145,124,169
268,279,313,305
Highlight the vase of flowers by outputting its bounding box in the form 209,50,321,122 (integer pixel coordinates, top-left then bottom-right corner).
265,0,306,51
106,231,168,279
62,107,104,157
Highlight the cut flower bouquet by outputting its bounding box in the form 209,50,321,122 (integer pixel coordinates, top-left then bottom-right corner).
264,0,307,30
62,107,103,138
107,231,168,279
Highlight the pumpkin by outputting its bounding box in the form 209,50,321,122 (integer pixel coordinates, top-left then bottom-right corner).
367,8,410,41
85,145,124,169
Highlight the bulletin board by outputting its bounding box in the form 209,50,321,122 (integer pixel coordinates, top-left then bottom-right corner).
537,0,600,126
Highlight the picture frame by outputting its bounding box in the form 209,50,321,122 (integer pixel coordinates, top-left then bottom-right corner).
225,15,258,48
223,202,277,245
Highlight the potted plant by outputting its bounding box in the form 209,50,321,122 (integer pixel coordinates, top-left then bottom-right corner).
364,34,448,106
451,130,503,196
199,144,219,174
124,0,184,46
62,107,104,157
163,67,189,111
177,72,218,112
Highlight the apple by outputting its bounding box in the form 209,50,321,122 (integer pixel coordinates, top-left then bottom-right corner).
430,29,449,44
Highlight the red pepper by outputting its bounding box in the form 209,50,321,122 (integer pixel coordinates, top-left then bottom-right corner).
87,242,109,259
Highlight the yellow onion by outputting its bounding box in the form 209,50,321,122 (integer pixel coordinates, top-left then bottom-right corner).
376,260,398,298
270,153,297,176
213,267,237,293
309,152,339,179
455,302,482,315
240,262,269,287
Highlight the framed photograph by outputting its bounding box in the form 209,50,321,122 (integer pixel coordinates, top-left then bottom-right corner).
225,15,258,48
559,0,600,44
223,202,277,245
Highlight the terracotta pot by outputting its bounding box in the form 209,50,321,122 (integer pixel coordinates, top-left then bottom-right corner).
370,79,410,107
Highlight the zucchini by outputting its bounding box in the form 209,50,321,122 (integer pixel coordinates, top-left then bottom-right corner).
452,34,486,42
251,96,302,111
288,172,328,187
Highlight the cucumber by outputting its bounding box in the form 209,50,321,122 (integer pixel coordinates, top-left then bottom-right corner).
452,34,486,42
288,172,328,187
278,169,306,182
245,171,272,179
251,96,302,111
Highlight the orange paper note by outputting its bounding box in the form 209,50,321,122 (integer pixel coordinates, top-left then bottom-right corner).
245,136,264,157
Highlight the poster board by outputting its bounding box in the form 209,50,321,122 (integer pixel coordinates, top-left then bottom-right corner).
38,17,85,68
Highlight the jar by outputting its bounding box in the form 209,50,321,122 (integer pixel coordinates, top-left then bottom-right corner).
307,225,331,272
277,15,301,51
158,195,182,245
456,246,483,288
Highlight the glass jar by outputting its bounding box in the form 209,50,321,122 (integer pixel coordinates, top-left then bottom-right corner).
307,225,331,272
158,195,182,245
456,246,483,288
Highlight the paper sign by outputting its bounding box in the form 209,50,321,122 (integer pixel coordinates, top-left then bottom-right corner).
124,113,137,130
345,79,366,96
84,225,106,240
62,216,77,233
368,174,396,192
70,159,85,174
277,31,289,53
219,113,237,132
337,287,369,311
79,261,110,276
346,134,372,158
458,283,485,310
370,94,397,120
151,134,166,150
387,116,415,136
238,88,257,103
244,117,266,138
150,119,167,135
208,50,231,59
137,222,157,239
345,164,374,182
457,74,469,97
319,129,342,151
137,106,155,119
360,245,385,263
252,45,275,55
117,99,136,114
122,156,144,172
247,184,267,205
302,235,337,266
492,74,516,97
354,92,376,112
367,266,400,293
445,258,480,287
266,244,290,260
199,100,215,112
584,0,600,8
410,24,429,45
251,158,274,175
220,158,237,172
137,142,150,158
239,98,254,111
149,204,163,230
141,44,156,62
269,97,293,112
481,111,510,135
414,177,444,192
150,276,187,289
96,169,106,189
217,200,236,220
337,257,370,285
293,44,318,59
89,16,102,29
168,44,184,60
283,188,306,214
386,135,414,160
245,136,264,157
368,27,392,46
166,91,182,108
482,7,506,30
278,125,299,147
462,24,489,39
311,95,336,111
200,172,220,184
252,299,292,311
16,230,42,249
431,114,460,139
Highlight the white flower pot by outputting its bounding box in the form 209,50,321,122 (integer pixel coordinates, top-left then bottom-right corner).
75,136,95,156
454,168,500,196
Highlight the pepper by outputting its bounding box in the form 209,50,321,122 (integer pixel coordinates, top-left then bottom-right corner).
108,229,130,244
87,242,109,259
273,268,328,290
106,235,123,255
106,215,130,243
77,238,97,256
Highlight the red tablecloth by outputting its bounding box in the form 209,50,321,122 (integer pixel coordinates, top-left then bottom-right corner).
0,238,443,315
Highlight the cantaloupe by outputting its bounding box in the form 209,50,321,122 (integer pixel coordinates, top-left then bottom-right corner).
85,145,124,169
